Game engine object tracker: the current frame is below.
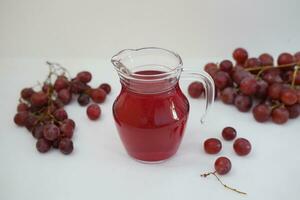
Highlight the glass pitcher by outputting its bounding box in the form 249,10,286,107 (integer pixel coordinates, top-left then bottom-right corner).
111,47,214,163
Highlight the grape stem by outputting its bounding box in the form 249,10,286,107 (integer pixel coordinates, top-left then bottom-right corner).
291,66,299,88
245,62,300,72
200,171,247,195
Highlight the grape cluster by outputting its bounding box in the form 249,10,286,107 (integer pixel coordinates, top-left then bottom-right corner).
189,48,300,124
13,62,111,154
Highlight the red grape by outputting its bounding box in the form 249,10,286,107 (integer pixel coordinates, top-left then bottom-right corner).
267,83,282,100
90,88,106,103
36,138,51,153
244,58,261,68
259,53,274,66
234,94,252,112
232,69,252,85
220,87,236,104
286,104,300,119
60,122,74,138
252,104,271,122
233,48,248,64
32,124,44,139
204,63,218,77
214,71,232,90
219,60,233,73
43,124,60,141
14,112,29,126
188,82,204,98
255,80,268,99
21,88,34,100
58,88,72,104
233,138,251,156
71,79,89,94
30,91,48,107
54,76,69,92
204,138,222,154
277,53,294,65
17,103,29,112
271,107,289,124
214,157,231,175
239,77,258,95
53,108,68,121
77,93,90,106
77,71,92,83
222,127,237,141
63,119,76,129
87,104,101,120
25,114,38,131
99,83,111,94
59,138,73,154
280,88,298,105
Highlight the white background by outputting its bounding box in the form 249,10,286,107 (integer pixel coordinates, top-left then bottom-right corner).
0,0,300,200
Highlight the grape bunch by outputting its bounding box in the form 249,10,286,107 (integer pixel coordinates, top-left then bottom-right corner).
189,48,300,124
13,62,111,154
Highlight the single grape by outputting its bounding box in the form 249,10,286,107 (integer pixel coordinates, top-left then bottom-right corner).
60,122,74,138
17,103,29,112
280,88,298,105
233,138,251,156
77,71,92,83
259,53,274,66
58,88,72,104
220,87,236,104
233,48,248,64
25,114,38,131
30,91,48,107
267,83,283,100
204,63,218,77
32,124,44,139
43,124,60,141
99,83,111,94
219,60,233,73
244,58,261,68
14,112,29,126
54,76,69,92
70,79,90,94
214,71,232,90
21,88,34,100
63,119,76,129
232,69,252,85
239,77,258,95
277,53,294,65
53,108,68,121
222,127,237,141
87,104,101,120
214,157,232,175
90,88,106,103
36,138,51,153
286,104,300,119
262,69,283,84
188,82,204,98
252,104,271,122
59,138,73,155
204,138,222,154
255,79,268,99
234,94,252,112
53,99,64,109
77,93,90,106
271,107,289,124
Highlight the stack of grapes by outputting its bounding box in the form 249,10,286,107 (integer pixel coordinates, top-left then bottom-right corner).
189,48,300,124
13,62,111,154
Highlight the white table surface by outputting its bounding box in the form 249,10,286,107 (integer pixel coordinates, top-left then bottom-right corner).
1,0,300,200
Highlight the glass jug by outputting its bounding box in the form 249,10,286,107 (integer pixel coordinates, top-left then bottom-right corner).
112,47,214,163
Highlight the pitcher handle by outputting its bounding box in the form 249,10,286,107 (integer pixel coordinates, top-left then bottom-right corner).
181,69,215,123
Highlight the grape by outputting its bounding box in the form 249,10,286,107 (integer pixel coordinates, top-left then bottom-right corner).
77,71,92,83
17,103,29,112
222,127,237,141
43,124,60,141
14,112,29,126
25,114,38,131
21,88,34,100
58,88,72,104
295,52,300,63
87,104,101,120
70,79,89,94
54,76,69,92
239,77,258,95
233,138,251,156
259,53,274,66
267,83,282,100
234,94,252,112
262,69,283,84
99,83,111,94
204,138,222,154
214,157,231,175
219,60,233,73
32,124,44,139
286,104,300,119
63,119,76,129
277,53,294,65
244,58,261,68
60,122,74,138
220,87,236,104
188,82,204,98
53,108,68,121
233,48,248,64
77,93,90,106
280,88,298,105
36,138,51,153
90,88,106,103
59,138,73,155
214,71,232,90
252,104,271,122
271,107,289,124
232,69,252,85
255,80,268,99
30,91,48,107
204,63,218,77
